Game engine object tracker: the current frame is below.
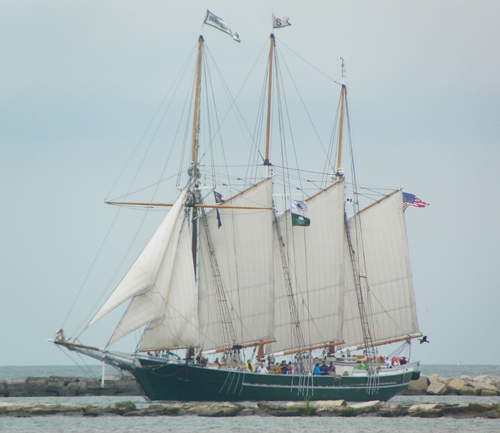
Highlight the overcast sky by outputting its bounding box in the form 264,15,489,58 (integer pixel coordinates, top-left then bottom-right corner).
2,1,500,367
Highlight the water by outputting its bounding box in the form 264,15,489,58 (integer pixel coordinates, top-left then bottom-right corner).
1,365,499,432
0,364,121,381
419,364,500,379
1,415,499,433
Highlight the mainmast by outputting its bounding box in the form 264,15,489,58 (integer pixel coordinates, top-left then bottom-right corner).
264,33,312,362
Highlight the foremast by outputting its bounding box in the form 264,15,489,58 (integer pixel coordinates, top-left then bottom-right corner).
187,35,240,359
188,35,203,275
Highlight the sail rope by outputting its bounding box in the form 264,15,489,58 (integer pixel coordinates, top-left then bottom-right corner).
275,45,331,185
199,206,237,349
343,94,381,395
54,344,101,380
275,36,343,87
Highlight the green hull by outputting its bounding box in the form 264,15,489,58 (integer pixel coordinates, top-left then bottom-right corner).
131,359,417,402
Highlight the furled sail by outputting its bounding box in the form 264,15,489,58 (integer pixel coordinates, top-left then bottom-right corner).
342,190,419,347
89,186,189,329
269,181,346,354
197,178,274,351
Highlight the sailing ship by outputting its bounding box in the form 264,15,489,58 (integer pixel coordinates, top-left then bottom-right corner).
53,17,426,402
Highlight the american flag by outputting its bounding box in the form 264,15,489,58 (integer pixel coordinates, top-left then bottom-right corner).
403,192,429,211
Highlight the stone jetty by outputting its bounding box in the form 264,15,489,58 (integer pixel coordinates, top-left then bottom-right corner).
0,375,142,398
1,399,500,418
404,374,500,397
1,373,499,398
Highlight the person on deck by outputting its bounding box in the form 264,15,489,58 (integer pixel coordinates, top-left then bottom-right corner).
313,363,321,375
328,362,336,375
319,361,329,375
274,363,281,374
245,360,255,373
257,363,268,374
280,360,289,374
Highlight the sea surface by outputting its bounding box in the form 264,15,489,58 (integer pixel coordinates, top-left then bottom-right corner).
1,365,499,433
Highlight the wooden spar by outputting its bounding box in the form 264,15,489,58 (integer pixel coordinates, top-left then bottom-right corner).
335,84,346,175
54,340,101,352
190,35,204,171
190,35,204,272
257,341,265,360
105,201,272,210
354,333,423,351
351,188,400,215
137,345,201,353
212,339,277,354
263,34,275,167
276,340,345,356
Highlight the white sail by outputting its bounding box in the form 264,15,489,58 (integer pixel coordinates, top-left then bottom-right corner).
197,178,274,350
89,186,189,328
138,216,199,351
269,181,346,354
107,203,191,345
342,190,419,347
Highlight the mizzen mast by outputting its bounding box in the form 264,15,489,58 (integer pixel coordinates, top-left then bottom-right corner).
335,57,347,180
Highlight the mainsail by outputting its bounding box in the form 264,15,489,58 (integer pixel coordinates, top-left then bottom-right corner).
198,178,274,351
269,181,346,354
342,190,419,348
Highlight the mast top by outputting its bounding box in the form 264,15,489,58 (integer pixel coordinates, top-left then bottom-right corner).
188,34,205,181
264,33,275,172
335,58,347,181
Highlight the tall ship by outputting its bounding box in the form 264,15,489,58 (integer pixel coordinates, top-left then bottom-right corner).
53,12,427,402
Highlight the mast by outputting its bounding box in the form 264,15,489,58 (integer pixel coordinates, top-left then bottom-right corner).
338,58,378,392
190,35,204,179
335,57,346,180
189,35,204,270
264,33,275,172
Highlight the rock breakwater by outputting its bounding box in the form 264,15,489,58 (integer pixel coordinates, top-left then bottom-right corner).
0,375,141,397
1,400,499,418
404,374,500,396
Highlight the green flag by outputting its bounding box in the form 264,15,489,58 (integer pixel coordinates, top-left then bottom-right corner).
291,213,310,227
